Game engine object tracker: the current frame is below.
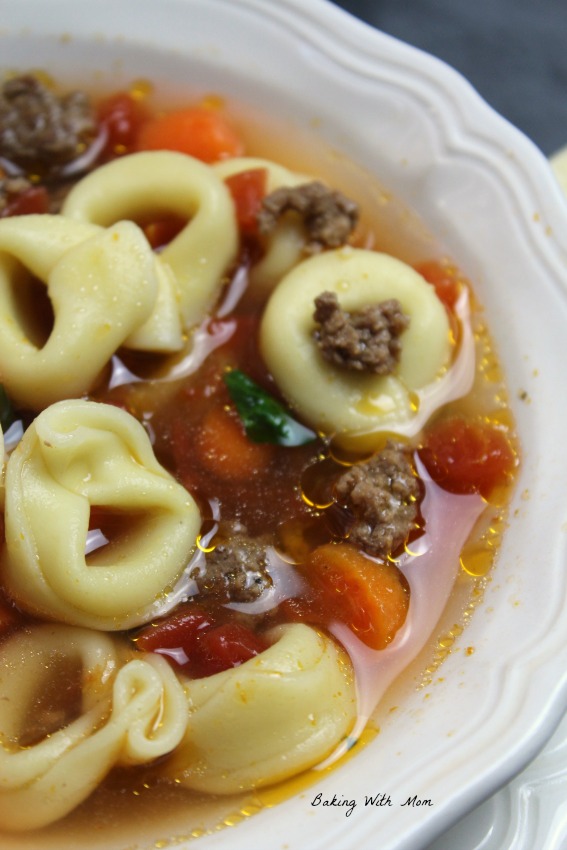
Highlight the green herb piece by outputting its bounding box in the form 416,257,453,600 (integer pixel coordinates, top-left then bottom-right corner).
223,369,316,447
0,385,15,431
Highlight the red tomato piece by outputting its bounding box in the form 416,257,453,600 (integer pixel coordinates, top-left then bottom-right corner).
137,106,245,163
419,416,516,497
143,216,186,250
135,605,213,653
192,622,268,678
276,594,330,638
97,92,148,158
225,168,267,236
134,605,267,678
1,185,49,218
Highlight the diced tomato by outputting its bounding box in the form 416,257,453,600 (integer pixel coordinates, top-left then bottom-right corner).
192,622,268,678
281,543,410,650
135,605,213,653
143,215,186,250
225,168,267,236
419,416,517,497
415,259,462,310
134,604,266,678
97,91,148,158
1,185,49,218
137,106,245,163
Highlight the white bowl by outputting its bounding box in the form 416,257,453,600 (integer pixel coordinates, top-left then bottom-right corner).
3,2,567,849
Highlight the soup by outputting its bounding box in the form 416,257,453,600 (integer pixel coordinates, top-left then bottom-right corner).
0,73,518,844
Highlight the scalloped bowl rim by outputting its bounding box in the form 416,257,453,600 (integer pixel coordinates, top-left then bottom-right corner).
2,1,567,849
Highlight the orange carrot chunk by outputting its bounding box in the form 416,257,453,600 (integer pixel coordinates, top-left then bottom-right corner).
195,404,275,480
305,542,410,650
414,259,462,311
137,106,245,163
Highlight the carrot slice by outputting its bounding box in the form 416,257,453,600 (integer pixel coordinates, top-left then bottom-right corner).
305,542,409,650
414,259,462,310
137,106,245,163
195,403,275,480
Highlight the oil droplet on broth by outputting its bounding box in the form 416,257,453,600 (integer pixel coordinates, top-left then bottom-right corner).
196,517,219,553
419,621,471,688
408,389,420,413
300,456,340,508
130,78,153,101
354,393,397,417
438,634,454,650
460,544,494,577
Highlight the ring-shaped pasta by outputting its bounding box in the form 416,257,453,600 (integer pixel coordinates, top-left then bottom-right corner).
0,624,188,831
162,623,356,793
2,399,201,630
0,214,158,409
214,156,311,296
260,247,453,450
62,150,239,344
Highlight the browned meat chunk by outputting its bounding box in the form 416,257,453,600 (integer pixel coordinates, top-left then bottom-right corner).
195,532,273,604
313,291,409,374
257,181,358,252
334,441,421,557
0,75,96,169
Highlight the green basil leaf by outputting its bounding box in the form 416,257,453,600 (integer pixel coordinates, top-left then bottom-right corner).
223,369,316,447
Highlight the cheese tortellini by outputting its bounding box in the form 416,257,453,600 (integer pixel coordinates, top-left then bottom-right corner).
0,150,243,408
0,625,188,831
0,214,159,409
163,623,356,793
260,247,452,449
1,399,201,630
63,150,239,341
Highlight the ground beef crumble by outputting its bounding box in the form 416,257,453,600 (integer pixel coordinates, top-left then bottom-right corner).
257,180,359,252
334,441,421,557
313,291,409,374
194,531,273,604
0,75,96,170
